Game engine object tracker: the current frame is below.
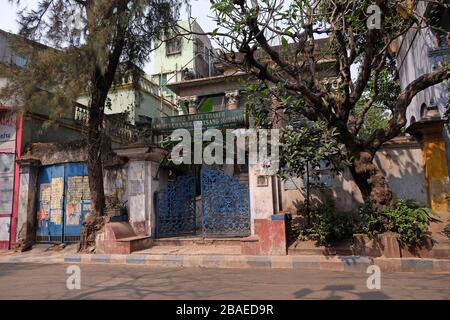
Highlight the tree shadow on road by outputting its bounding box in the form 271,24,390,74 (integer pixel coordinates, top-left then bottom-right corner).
294,284,391,300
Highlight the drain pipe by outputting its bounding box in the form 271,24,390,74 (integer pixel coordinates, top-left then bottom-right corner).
271,175,279,214
271,174,284,215
277,176,283,212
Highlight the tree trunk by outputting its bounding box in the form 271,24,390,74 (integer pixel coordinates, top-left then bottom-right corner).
349,150,393,210
78,78,109,252
87,92,106,218
77,3,130,252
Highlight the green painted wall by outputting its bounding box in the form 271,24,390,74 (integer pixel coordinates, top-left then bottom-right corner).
151,20,214,107
152,20,196,82
77,78,176,125
77,89,136,122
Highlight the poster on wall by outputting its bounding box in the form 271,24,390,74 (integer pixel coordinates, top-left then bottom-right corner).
0,217,10,241
0,153,15,175
50,177,64,209
0,111,16,154
0,175,14,214
0,154,15,214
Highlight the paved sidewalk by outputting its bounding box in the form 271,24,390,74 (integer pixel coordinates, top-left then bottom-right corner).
1,263,449,299
1,248,450,273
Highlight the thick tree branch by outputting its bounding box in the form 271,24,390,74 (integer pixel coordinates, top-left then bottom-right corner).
367,66,450,151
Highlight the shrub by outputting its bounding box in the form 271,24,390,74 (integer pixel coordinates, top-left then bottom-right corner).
355,199,388,238
444,223,450,240
299,202,354,246
383,199,430,246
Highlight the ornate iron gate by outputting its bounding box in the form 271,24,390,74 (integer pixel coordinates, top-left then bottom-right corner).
201,169,251,237
155,175,196,238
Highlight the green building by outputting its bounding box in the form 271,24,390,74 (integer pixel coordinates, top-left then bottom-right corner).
78,65,178,126
151,20,216,110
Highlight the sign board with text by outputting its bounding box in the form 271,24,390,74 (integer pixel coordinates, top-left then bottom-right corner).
153,109,247,133
0,111,16,153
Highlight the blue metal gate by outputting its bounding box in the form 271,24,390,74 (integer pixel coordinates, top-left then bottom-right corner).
155,175,196,238
36,163,91,243
201,170,250,237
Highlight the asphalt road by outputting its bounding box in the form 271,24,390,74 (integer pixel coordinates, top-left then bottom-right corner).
0,263,448,300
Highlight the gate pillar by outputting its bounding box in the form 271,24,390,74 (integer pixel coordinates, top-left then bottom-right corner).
15,158,40,251
407,106,450,213
243,164,287,255
115,143,168,238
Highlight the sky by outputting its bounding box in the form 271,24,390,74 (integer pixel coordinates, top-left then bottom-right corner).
0,1,356,78
0,0,217,74
0,0,217,33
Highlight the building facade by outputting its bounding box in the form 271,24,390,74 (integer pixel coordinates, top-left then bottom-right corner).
0,30,141,249
396,1,450,212
151,20,216,109
77,65,178,126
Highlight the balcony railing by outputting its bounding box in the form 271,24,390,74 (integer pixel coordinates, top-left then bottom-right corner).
74,104,137,144
428,46,450,71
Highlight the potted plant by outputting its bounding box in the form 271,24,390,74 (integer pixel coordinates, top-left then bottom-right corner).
105,197,128,222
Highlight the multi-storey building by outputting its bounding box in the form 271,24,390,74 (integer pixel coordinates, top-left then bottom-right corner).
151,20,216,110
396,1,450,212
77,64,178,127
0,29,176,249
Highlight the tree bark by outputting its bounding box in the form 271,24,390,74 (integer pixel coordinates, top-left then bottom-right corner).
78,73,109,252
349,149,393,210
78,2,128,252
87,87,107,218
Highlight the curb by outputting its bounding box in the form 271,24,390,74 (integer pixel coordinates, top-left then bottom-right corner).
1,254,449,273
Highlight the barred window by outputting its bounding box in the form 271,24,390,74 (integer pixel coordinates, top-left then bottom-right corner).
166,37,182,56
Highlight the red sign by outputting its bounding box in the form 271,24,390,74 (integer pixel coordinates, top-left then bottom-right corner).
0,111,17,153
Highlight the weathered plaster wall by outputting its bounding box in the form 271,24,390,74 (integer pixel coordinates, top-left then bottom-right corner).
397,1,450,173
125,159,167,237
247,164,287,255
375,139,427,206
77,89,136,123
15,161,39,251
20,116,86,154
20,141,87,166
127,161,147,235
248,164,275,229
152,21,212,78
266,137,427,215
104,166,128,204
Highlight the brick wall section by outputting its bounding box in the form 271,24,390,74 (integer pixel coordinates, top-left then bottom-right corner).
96,222,153,254
241,214,287,256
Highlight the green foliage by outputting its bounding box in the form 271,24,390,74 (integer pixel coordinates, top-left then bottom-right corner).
244,81,349,180
243,81,274,129
1,0,183,118
355,199,387,238
300,198,433,247
383,199,431,246
199,97,214,113
353,57,399,140
356,199,432,246
355,104,390,140
209,0,449,208
444,223,450,240
280,119,347,180
299,203,355,246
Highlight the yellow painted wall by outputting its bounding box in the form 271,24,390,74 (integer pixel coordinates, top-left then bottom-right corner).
423,139,450,212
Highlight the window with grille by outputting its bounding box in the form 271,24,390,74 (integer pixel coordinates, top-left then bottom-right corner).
166,37,182,56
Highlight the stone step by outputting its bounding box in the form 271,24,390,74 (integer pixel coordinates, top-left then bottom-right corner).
288,247,353,256
134,245,242,256
153,237,243,247
288,240,353,256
